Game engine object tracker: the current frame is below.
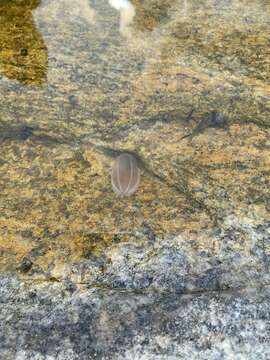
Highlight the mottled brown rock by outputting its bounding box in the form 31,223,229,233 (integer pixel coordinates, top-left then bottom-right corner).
0,1,269,358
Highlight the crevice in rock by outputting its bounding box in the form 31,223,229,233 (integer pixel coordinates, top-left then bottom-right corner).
18,277,270,298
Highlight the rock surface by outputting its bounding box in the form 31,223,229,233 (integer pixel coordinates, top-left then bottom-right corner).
1,276,270,359
0,0,269,358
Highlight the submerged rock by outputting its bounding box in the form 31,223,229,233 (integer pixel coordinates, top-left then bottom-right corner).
0,0,269,358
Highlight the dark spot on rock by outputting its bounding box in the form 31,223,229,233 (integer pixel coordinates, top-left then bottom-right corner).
68,95,78,106
0,125,35,142
28,290,37,299
209,111,228,128
112,234,122,243
19,125,34,140
20,48,28,56
19,257,33,273
183,111,229,140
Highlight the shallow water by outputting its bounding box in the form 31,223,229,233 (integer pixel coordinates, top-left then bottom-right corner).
0,0,269,270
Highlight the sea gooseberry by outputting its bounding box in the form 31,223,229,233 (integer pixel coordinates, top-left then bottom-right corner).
111,153,140,197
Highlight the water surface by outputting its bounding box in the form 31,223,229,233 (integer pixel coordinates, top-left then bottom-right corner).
0,0,269,272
